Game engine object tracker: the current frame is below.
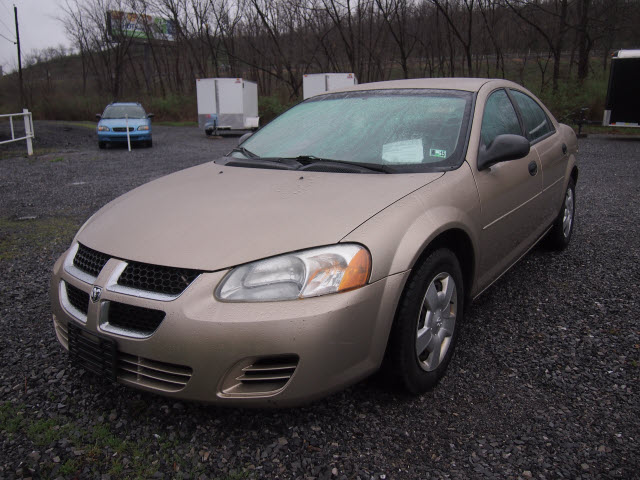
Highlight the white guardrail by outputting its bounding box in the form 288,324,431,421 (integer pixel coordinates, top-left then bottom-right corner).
0,109,34,155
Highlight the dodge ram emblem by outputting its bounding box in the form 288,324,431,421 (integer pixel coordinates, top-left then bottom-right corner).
91,286,102,303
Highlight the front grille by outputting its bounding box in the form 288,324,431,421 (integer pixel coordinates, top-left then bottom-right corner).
66,282,89,315
118,261,201,296
112,127,134,132
74,243,110,277
107,301,165,335
118,353,192,392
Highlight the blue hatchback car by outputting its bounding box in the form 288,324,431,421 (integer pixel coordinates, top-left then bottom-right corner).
96,103,153,149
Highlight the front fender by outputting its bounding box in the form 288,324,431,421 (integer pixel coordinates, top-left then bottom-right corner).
341,163,482,286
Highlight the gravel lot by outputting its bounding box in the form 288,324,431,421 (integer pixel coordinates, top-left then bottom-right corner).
0,122,638,479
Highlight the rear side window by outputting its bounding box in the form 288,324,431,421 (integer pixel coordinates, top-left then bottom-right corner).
480,89,522,147
510,90,554,141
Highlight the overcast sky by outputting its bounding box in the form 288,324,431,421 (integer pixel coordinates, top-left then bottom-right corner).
0,0,71,74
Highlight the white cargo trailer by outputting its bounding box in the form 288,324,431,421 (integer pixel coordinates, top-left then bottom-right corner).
603,50,640,127
196,78,259,131
303,73,358,100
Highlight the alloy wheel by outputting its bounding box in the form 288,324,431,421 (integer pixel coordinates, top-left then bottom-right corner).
415,272,457,371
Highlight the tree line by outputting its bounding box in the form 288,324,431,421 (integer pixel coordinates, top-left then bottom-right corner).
3,0,639,120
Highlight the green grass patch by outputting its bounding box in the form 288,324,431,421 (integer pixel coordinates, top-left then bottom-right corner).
0,401,252,479
577,125,640,135
92,423,127,452
0,147,61,160
218,471,251,480
0,216,80,261
59,458,81,476
0,402,25,434
61,121,97,130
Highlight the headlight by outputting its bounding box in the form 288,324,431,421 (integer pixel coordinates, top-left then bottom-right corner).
137,125,149,131
215,244,371,302
97,126,110,131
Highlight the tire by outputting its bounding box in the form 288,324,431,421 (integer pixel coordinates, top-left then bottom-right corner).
546,178,575,251
205,129,212,136
98,141,106,149
147,139,153,148
386,248,464,394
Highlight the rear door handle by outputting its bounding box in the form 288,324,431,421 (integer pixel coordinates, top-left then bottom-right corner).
562,143,568,155
528,161,538,176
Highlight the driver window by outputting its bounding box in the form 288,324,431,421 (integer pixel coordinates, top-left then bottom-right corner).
480,90,522,147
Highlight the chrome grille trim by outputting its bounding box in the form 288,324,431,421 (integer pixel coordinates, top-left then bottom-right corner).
118,261,201,296
238,360,298,384
73,243,110,277
59,281,88,323
64,246,192,302
222,356,299,396
105,261,182,302
118,352,192,392
98,301,165,339
63,243,97,284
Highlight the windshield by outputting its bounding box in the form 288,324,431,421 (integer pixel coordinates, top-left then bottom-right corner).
240,89,472,172
103,105,147,119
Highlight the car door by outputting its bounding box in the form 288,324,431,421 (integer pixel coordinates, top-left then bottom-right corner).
471,88,545,291
509,89,567,227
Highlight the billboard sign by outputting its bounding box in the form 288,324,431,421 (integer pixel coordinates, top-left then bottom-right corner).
107,11,176,41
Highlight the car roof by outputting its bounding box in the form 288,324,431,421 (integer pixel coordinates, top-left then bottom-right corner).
326,77,516,94
107,102,142,106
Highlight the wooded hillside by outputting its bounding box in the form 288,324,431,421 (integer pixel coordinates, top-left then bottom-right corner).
1,0,639,122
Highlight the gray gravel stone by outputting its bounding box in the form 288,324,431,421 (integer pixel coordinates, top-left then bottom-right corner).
0,125,639,479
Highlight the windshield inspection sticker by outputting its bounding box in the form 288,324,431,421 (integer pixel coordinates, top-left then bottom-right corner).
382,139,424,164
429,148,447,159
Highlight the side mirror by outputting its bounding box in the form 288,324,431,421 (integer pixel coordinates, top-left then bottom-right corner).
238,131,253,145
477,134,530,171
95,114,102,120
147,113,154,118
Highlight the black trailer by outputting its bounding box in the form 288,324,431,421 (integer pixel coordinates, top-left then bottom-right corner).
603,50,640,127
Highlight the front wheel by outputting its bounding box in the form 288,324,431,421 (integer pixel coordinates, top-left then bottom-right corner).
98,141,106,149
386,248,464,394
546,178,575,250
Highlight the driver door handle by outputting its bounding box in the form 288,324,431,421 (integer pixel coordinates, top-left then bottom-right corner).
528,161,538,176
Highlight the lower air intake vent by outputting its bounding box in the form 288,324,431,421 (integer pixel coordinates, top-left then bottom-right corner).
107,302,165,335
118,353,192,392
222,355,299,396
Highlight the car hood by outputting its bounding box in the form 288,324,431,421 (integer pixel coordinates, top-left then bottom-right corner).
77,162,443,271
99,118,149,128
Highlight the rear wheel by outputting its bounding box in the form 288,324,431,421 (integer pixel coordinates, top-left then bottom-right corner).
386,248,463,393
546,178,575,250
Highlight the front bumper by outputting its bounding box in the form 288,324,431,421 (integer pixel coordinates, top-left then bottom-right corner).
97,131,151,143
50,245,408,406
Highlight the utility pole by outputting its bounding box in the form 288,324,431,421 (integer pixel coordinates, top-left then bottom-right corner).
14,5,24,108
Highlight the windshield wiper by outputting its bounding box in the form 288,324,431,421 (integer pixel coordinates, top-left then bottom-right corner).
286,155,393,174
216,156,301,170
230,146,258,158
